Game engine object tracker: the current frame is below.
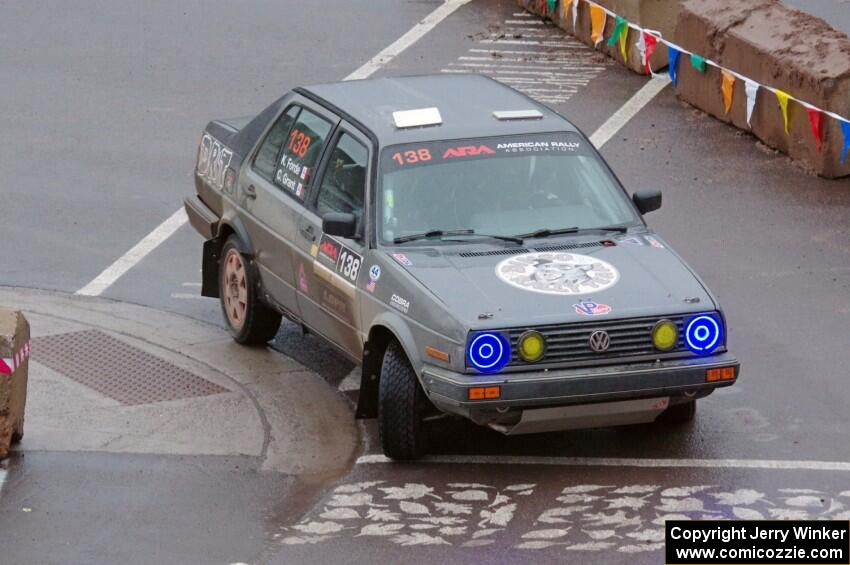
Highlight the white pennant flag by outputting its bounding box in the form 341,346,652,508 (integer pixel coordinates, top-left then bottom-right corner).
636,32,646,68
745,79,759,127
572,0,579,29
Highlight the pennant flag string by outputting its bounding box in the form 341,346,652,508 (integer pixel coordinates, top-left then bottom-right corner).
807,109,824,152
589,4,607,46
721,70,735,115
774,90,792,135
745,79,759,128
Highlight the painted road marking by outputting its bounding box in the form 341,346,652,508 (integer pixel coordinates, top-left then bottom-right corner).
76,208,188,296
74,0,473,296
358,454,850,472
440,16,608,104
170,292,206,300
281,480,850,551
589,75,671,147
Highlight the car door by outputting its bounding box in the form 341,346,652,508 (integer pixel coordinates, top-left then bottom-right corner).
293,124,371,359
239,99,337,319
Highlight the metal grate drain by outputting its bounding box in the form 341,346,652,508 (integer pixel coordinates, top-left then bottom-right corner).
33,329,228,406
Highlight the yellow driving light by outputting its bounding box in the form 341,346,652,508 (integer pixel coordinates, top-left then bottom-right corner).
652,319,678,351
518,330,546,362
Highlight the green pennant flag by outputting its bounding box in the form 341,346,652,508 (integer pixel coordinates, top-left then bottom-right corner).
607,16,628,47
690,53,706,72
547,0,557,15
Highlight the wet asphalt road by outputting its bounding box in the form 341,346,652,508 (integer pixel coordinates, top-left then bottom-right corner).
2,0,850,564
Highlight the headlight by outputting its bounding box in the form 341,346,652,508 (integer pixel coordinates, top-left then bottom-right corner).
518,330,546,362
467,332,511,373
685,314,723,355
652,319,678,352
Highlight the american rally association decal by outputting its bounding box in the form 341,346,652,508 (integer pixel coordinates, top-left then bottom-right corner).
496,252,619,295
317,234,362,285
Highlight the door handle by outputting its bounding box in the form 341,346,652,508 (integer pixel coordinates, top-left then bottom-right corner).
244,184,257,199
300,224,315,241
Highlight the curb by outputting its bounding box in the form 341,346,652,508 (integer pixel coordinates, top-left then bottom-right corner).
0,286,360,478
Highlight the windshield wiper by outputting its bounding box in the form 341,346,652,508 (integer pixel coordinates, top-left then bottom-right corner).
393,229,522,244
513,225,629,240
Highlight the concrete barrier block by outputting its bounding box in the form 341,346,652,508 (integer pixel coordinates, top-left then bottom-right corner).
0,309,30,458
517,0,680,74
675,0,850,178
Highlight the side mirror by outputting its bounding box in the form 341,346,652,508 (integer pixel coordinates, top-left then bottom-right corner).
632,190,662,215
322,212,357,238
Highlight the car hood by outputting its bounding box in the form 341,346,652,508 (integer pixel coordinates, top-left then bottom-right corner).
388,234,714,328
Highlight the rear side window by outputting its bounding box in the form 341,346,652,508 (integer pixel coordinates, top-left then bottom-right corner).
273,109,332,200
253,105,300,180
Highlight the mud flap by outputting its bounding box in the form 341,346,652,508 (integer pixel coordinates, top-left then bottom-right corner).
201,238,220,298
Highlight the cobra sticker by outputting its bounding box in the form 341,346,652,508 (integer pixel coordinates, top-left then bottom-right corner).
316,234,362,285
197,134,233,191
496,252,619,295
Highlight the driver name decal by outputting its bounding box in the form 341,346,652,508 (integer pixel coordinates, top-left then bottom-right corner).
496,252,619,295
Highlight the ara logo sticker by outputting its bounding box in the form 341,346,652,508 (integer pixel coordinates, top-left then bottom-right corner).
318,235,341,263
392,253,412,267
574,301,612,316
442,145,496,159
496,252,619,295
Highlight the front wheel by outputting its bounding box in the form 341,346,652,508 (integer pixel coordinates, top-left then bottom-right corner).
379,341,429,460
219,236,281,345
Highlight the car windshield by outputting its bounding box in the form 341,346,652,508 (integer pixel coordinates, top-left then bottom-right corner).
379,133,640,244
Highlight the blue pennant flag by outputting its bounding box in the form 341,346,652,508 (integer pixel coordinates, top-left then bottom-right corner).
841,120,850,164
668,47,681,87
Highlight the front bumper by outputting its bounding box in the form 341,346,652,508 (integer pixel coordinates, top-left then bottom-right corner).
421,353,739,431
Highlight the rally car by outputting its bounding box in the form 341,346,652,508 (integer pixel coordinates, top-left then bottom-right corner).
185,74,739,460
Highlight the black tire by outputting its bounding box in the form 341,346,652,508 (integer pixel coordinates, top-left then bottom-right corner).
219,236,282,345
659,399,696,425
379,341,429,460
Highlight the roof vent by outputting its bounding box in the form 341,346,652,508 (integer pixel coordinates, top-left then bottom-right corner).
493,109,543,121
392,107,442,129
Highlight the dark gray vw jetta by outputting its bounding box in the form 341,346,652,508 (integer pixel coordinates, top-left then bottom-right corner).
185,74,740,459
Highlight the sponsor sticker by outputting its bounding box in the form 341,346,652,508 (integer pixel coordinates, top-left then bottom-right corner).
392,253,412,267
366,280,377,293
573,300,612,316
317,234,363,285
368,265,381,282
619,236,644,246
496,252,619,295
645,235,665,249
298,263,309,293
390,294,410,314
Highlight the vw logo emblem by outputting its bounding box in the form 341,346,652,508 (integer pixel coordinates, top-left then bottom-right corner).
589,330,610,353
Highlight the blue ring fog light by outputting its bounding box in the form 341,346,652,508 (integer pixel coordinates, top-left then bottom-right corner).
467,332,511,373
685,314,723,355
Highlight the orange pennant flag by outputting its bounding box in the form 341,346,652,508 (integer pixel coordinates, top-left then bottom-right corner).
563,0,572,17
775,89,792,134
590,5,607,46
721,70,735,114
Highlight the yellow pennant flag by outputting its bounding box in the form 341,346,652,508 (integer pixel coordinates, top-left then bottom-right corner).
775,89,792,134
563,0,572,17
618,25,629,62
590,5,607,46
721,70,735,115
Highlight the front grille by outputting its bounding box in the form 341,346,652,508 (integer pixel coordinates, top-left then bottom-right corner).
505,314,718,367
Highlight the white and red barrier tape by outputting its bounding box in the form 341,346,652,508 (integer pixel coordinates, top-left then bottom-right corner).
0,340,31,375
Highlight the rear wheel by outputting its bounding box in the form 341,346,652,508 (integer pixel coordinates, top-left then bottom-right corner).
659,399,696,424
379,341,428,460
219,236,281,345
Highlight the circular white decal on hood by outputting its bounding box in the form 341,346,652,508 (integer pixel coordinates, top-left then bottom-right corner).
496,252,619,295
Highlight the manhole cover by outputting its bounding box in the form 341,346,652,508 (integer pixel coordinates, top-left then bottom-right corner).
33,329,228,405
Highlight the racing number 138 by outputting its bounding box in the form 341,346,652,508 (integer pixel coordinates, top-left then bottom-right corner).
338,250,361,283
288,129,312,158
392,149,431,165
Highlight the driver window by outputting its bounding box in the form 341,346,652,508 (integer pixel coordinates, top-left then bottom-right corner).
316,133,368,229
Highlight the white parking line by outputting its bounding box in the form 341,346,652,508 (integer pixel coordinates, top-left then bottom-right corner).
74,0,472,296
357,454,850,471
589,76,671,147
76,208,188,296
